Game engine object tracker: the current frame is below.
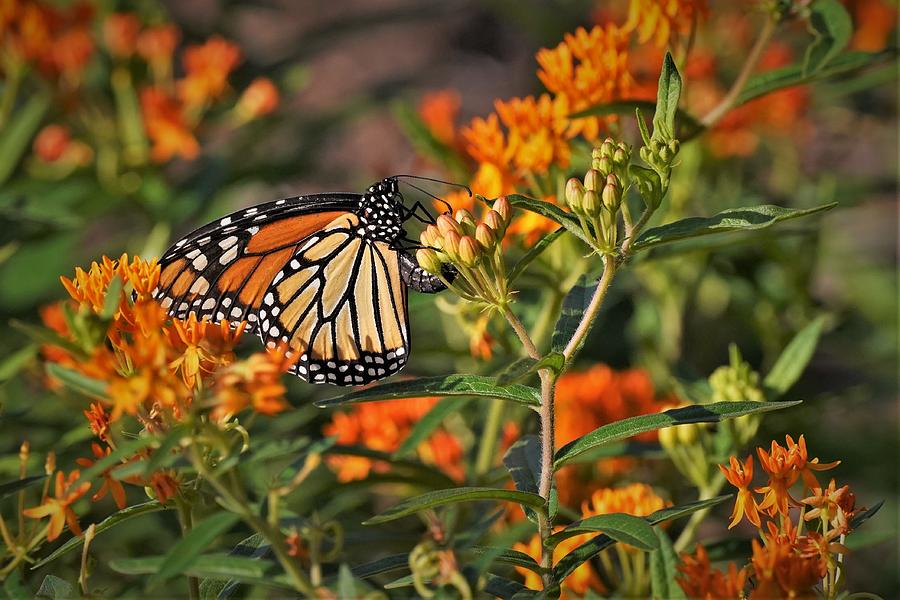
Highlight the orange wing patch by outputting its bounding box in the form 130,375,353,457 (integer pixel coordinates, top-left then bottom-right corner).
246,211,347,253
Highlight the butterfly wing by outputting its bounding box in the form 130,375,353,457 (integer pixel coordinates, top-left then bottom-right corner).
154,193,360,332
257,212,410,385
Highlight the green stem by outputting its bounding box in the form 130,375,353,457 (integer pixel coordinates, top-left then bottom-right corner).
0,63,22,131
673,470,726,553
474,401,505,477
561,255,616,362
174,496,200,600
699,16,776,128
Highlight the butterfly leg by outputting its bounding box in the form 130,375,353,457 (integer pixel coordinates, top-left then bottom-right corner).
398,251,456,293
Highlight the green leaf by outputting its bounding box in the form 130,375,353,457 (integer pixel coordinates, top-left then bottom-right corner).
142,425,189,475
763,316,826,399
508,228,565,284
631,203,837,252
650,526,687,600
553,496,731,582
545,513,659,551
363,487,545,525
45,363,108,398
35,575,74,599
100,277,123,320
636,108,652,146
506,195,600,252
803,0,853,76
651,52,682,142
32,501,169,568
0,91,50,186
496,352,564,386
337,564,359,599
351,554,409,579
75,435,158,485
503,434,542,522
110,554,293,590
555,400,801,467
551,273,605,355
394,397,470,458
629,164,663,210
10,319,84,359
0,474,45,501
316,375,540,410
0,344,37,383
147,512,240,589
849,500,883,530
739,50,893,106
483,573,531,599
470,546,543,574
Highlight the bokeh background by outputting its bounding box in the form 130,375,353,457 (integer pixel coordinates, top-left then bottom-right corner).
0,0,896,596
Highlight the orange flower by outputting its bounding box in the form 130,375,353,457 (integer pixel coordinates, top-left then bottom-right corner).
583,482,669,521
136,23,179,81
148,470,179,504
419,89,462,146
60,255,121,312
83,402,111,443
513,531,603,598
103,12,141,58
750,534,825,599
495,94,571,173
23,470,91,541
624,0,708,48
236,77,280,120
755,438,800,517
802,479,851,529
784,434,839,491
676,544,747,600
51,24,94,83
719,454,761,529
178,36,242,108
75,443,127,509
140,86,200,163
536,24,632,140
212,346,295,419
323,397,463,482
848,0,897,51
167,314,216,387
34,124,71,162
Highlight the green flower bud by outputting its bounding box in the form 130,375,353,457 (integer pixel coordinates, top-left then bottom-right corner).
581,190,600,216
565,177,585,211
454,208,477,233
595,156,613,177
639,146,652,164
668,139,680,156
659,146,674,162
583,168,603,192
475,223,497,250
458,235,482,267
613,147,629,166
602,180,620,212
416,248,443,275
600,138,616,158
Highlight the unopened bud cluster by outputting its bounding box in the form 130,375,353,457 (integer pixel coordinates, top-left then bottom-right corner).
417,198,512,307
710,345,766,444
565,139,631,253
659,401,712,489
639,138,680,173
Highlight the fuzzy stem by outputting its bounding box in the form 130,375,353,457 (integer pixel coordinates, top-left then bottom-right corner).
562,255,616,362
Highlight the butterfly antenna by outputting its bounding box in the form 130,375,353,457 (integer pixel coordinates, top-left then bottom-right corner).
395,174,472,200
398,180,455,216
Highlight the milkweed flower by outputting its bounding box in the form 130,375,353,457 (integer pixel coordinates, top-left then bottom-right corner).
624,0,708,48
719,454,761,529
235,77,280,121
419,89,462,146
676,545,747,600
103,12,141,58
513,531,603,598
75,443,127,509
136,23,179,82
140,86,200,163
178,36,242,108
23,470,91,541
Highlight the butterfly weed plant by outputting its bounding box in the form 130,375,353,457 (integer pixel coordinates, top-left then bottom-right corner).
1,0,894,598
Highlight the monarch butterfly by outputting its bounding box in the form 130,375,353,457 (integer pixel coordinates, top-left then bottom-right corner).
153,176,457,386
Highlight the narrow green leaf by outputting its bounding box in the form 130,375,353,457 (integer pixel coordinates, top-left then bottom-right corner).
636,108,652,146
650,526,687,600
32,501,168,569
394,397,470,458
551,274,603,354
483,573,531,599
45,363,108,398
506,195,600,252
75,435,158,485
508,228,565,284
35,575,74,599
503,434,542,522
147,512,240,589
496,352,564,387
553,496,731,582
545,513,659,551
803,0,853,76
100,277,123,320
110,554,293,590
651,52,682,141
739,50,893,106
316,375,540,409
849,500,883,530
632,203,837,252
0,474,45,501
11,319,84,358
555,401,801,467
351,554,409,579
763,316,826,399
363,487,545,525
470,546,543,574
337,564,358,599
0,91,50,186
0,344,37,382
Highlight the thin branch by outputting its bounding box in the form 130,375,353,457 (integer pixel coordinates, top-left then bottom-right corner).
562,255,617,362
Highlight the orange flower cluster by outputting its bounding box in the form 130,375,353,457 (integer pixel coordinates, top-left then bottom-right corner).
22,470,91,542
679,436,861,599
623,0,708,48
554,364,674,505
514,483,669,598
323,398,464,482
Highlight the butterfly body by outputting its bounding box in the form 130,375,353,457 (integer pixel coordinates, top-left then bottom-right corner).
153,177,449,386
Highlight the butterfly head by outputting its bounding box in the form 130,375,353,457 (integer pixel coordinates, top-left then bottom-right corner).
358,177,403,243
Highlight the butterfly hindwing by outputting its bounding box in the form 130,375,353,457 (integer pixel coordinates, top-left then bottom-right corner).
257,212,410,385
154,194,360,332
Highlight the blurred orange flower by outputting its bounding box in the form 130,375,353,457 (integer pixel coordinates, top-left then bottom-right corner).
140,86,200,163
136,23,180,82
236,77,280,120
847,0,897,51
179,36,242,108
323,397,464,482
23,470,91,541
624,0,708,48
419,89,462,146
103,12,141,58
33,124,71,163
513,531,603,598
676,544,747,600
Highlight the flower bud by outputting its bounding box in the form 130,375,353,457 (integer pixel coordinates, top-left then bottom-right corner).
602,180,620,211
676,423,700,445
658,425,678,450
454,208,476,227
420,224,440,248
639,146,652,164
659,146,673,162
436,214,461,236
613,147,629,166
668,139,680,156
34,125,71,162
600,138,616,158
45,451,56,475
595,156,613,176
475,223,496,250
581,190,600,216
493,196,511,225
458,236,482,267
104,13,141,58
565,177,585,211
443,230,461,260
583,168,603,192
484,209,504,235
416,248,443,275
236,77,280,120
